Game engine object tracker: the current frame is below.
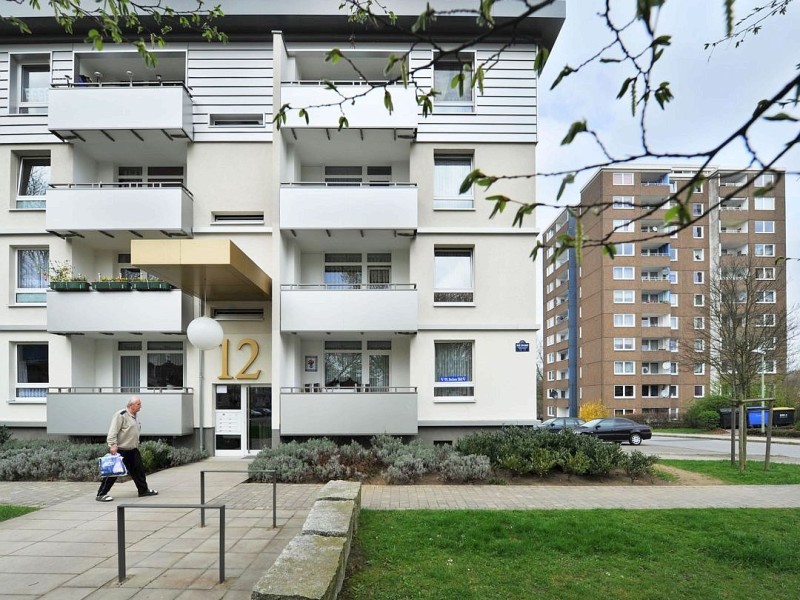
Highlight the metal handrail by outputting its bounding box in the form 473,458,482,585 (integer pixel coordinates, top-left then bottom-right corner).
200,469,277,529
118,503,225,583
281,283,416,291
284,79,393,86
48,182,194,198
47,386,193,394
281,385,417,394
53,80,189,92
281,181,416,188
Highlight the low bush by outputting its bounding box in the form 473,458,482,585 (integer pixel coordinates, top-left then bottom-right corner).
438,454,491,483
624,450,660,482
383,455,425,484
695,410,721,430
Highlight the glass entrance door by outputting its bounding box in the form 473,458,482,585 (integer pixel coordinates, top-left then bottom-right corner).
214,384,272,455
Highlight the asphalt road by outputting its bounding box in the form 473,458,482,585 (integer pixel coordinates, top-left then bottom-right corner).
629,433,800,463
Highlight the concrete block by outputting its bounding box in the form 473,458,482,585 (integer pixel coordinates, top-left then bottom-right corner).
251,534,346,600
302,500,355,539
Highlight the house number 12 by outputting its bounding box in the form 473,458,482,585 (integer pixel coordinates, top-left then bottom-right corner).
218,338,262,380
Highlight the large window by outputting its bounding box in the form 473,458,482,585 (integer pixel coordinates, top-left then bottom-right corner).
754,220,775,234
323,340,391,390
434,341,474,399
613,314,635,327
16,156,50,209
612,172,634,185
118,166,184,186
754,197,775,210
16,248,48,304
434,154,473,209
614,337,635,351
754,244,775,257
119,341,183,390
433,52,474,112
13,57,50,114
612,266,635,280
323,253,392,289
16,343,48,401
434,248,473,303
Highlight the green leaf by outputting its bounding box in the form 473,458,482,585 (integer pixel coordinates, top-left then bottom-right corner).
617,77,634,99
561,121,587,145
533,47,549,76
487,195,509,220
654,81,674,109
383,90,394,115
550,65,574,90
298,108,309,125
338,116,349,130
556,173,576,200
326,48,343,64
764,112,798,122
459,169,483,194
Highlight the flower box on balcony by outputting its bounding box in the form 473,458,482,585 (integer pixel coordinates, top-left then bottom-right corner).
131,281,173,291
92,281,132,291
50,281,90,291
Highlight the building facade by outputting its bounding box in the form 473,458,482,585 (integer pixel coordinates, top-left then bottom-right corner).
542,166,786,420
1,2,565,454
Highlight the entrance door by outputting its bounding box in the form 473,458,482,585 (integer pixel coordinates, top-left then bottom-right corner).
214,384,272,456
368,354,389,392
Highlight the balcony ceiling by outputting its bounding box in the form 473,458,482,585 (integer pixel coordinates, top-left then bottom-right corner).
131,239,272,301
284,128,414,164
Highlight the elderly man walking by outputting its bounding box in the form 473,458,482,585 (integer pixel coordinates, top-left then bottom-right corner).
96,396,159,502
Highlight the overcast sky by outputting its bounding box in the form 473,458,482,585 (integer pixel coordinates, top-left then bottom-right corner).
533,0,799,315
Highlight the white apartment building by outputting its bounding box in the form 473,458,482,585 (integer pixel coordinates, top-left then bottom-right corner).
1,1,565,454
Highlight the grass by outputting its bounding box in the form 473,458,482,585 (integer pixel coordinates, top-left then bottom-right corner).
0,505,37,522
341,508,800,600
660,459,800,484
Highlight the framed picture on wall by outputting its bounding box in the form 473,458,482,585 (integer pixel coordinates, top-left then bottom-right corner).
305,356,318,372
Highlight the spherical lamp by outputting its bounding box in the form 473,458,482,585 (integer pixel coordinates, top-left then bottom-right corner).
187,316,223,350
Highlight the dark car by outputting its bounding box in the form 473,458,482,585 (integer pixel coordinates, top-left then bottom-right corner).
575,417,652,445
536,417,586,433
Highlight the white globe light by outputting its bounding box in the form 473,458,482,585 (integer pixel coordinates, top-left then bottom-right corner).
187,317,223,350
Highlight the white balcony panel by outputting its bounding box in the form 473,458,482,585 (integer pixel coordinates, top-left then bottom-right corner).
48,85,193,139
47,289,191,334
46,186,193,237
281,391,418,435
282,288,418,332
48,391,193,436
281,84,417,129
280,185,417,230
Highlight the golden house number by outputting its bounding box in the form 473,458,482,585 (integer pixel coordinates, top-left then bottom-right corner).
218,338,262,380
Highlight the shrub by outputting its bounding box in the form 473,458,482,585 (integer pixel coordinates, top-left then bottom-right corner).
696,410,721,430
0,426,12,446
498,453,533,476
438,454,492,483
558,450,590,480
370,434,407,465
140,440,173,472
624,450,660,482
684,395,731,428
529,448,558,477
383,454,425,484
581,439,625,478
579,401,610,421
250,454,312,483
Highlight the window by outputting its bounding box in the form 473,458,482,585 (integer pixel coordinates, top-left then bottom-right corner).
434,248,473,303
754,173,775,187
692,203,704,216
118,166,184,187
694,363,705,375
612,266,634,280
754,244,775,257
434,154,473,209
756,314,776,327
613,338,635,351
612,195,634,208
694,317,705,330
754,197,775,210
613,290,634,303
693,249,704,261
614,361,635,375
692,226,704,238
694,385,705,398
693,271,704,284
324,253,363,289
434,341,474,399
16,248,48,303
209,113,265,127
668,271,678,284
433,52,474,112
119,341,184,390
613,314,635,327
754,220,775,234
615,243,634,256
612,172,634,185
612,219,634,233
694,339,705,352
15,343,48,402
670,316,679,330
614,385,635,398
694,294,705,307
13,57,50,114
756,290,776,303
755,267,775,280
16,156,50,209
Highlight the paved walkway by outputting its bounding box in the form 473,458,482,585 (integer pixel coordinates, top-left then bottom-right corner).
1,458,799,599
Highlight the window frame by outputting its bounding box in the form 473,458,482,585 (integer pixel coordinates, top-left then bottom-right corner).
15,247,48,304
16,155,51,209
754,220,775,234
434,340,475,401
434,247,474,304
613,337,635,351
612,266,635,280
433,52,475,113
612,172,634,186
13,57,50,115
754,244,775,257
433,154,474,209
14,342,49,403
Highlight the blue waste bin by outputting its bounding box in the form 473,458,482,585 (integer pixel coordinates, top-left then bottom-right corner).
747,406,768,427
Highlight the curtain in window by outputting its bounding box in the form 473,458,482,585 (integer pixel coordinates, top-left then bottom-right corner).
324,352,362,387
324,266,362,288
147,352,183,388
369,355,389,391
120,355,140,392
17,344,48,398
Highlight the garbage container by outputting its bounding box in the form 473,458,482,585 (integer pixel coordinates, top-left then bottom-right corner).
746,406,769,427
718,408,741,429
773,407,796,427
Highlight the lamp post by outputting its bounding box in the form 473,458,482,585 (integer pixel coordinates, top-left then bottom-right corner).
752,348,766,433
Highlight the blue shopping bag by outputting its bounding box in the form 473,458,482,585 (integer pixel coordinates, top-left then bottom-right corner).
98,453,128,477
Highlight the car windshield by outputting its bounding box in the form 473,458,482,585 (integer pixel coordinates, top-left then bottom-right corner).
582,419,604,428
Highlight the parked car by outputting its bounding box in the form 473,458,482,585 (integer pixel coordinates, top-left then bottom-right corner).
575,417,652,445
536,417,586,433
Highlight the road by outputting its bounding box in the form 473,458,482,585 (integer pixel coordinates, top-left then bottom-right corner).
630,433,800,463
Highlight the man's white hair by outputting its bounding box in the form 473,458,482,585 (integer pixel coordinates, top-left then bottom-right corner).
127,396,142,407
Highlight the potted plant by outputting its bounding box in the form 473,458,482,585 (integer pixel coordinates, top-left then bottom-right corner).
92,275,132,291
130,276,174,291
48,260,90,291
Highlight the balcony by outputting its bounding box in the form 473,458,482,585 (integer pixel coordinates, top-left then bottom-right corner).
281,285,418,333
46,183,193,240
47,288,191,335
280,387,418,436
47,388,193,436
280,82,418,130
280,183,417,231
48,82,193,142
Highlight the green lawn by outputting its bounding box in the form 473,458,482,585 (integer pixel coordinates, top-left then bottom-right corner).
342,509,800,600
0,505,37,522
661,459,800,484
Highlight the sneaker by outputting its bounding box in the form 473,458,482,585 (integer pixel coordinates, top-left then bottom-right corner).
138,490,158,497
96,495,113,502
